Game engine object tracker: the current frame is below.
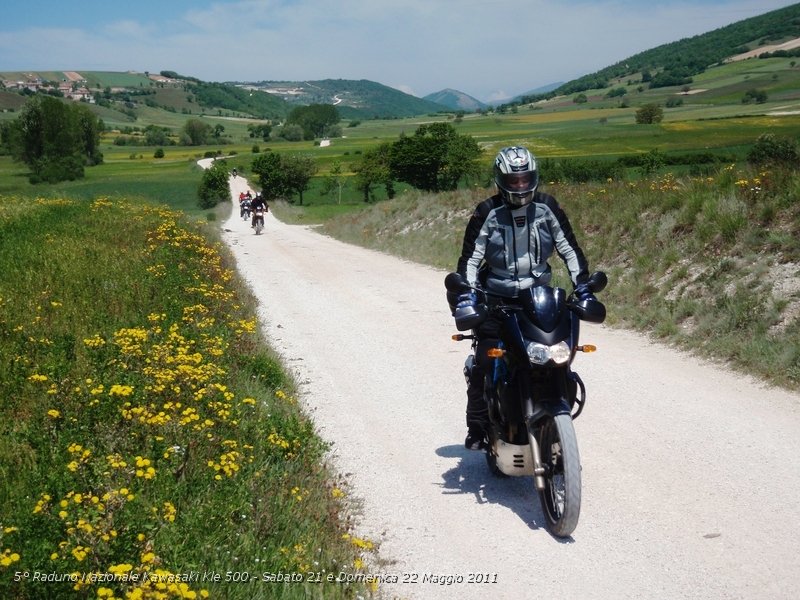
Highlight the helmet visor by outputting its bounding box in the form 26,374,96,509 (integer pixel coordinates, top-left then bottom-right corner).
497,170,538,194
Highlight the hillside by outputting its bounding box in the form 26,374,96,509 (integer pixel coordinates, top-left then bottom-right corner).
3,3,800,136
232,78,450,118
0,71,451,121
513,2,800,103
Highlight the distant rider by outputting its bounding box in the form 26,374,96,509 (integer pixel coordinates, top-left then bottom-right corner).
250,193,268,228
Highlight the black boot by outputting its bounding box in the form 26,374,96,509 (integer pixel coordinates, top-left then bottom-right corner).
464,360,488,450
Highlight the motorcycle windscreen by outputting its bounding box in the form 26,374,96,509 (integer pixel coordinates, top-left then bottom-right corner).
519,286,570,342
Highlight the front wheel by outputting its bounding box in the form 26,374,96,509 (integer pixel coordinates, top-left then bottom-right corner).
535,413,581,537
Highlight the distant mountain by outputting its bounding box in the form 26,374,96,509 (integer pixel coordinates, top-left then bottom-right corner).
234,79,450,119
423,88,487,112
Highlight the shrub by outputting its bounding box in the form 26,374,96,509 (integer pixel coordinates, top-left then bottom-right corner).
747,133,800,166
153,148,165,159
197,160,230,209
635,104,664,124
742,89,768,104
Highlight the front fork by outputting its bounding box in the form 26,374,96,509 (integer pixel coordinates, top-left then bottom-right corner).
524,397,548,490
521,372,572,491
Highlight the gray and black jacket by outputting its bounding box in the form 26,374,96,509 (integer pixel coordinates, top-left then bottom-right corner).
457,192,589,298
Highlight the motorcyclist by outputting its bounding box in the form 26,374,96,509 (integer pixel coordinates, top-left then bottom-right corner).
452,146,594,450
250,193,268,228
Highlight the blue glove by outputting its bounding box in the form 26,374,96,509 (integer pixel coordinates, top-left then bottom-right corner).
574,283,596,302
456,292,477,309
454,292,485,331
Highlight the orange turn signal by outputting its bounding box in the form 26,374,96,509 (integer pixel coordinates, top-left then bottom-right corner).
487,348,505,358
578,344,597,353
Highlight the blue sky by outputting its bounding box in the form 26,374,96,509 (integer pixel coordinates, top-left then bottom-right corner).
0,0,797,102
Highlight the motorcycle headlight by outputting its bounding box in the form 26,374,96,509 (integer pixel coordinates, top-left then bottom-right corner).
526,341,571,365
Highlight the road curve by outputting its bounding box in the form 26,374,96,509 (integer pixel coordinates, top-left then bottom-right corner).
217,171,800,600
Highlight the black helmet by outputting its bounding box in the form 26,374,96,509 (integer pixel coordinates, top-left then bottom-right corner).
494,146,539,208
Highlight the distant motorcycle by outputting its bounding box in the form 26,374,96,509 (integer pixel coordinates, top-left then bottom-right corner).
241,199,251,220
445,270,607,537
253,208,265,235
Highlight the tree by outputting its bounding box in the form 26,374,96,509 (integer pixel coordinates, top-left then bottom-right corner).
251,151,286,201
182,119,212,145
638,149,666,176
388,122,481,192
354,143,393,202
250,151,318,204
248,123,272,141
742,88,768,104
4,95,103,183
286,104,339,140
197,159,230,209
276,124,304,142
74,104,103,166
320,161,348,204
281,154,318,205
635,103,664,124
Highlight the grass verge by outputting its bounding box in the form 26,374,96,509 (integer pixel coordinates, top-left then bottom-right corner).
0,195,376,599
315,165,800,390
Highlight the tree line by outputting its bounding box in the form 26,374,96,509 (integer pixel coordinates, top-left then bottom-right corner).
198,121,482,208
0,95,103,183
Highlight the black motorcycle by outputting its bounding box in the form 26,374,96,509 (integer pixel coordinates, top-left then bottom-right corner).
253,208,265,235
445,271,607,537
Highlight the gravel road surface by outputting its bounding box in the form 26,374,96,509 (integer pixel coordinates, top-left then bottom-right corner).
218,171,800,600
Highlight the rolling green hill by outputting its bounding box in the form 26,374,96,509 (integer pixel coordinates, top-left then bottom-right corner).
3,3,800,140
511,2,800,105
232,78,449,118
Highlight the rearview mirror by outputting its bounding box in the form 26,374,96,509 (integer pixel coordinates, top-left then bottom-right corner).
587,271,608,294
444,272,470,293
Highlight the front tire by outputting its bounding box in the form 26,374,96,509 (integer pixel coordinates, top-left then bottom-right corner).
535,413,581,537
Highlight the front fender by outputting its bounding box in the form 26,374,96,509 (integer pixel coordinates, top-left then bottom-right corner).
525,398,572,428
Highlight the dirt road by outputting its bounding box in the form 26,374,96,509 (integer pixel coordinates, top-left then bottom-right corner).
218,170,800,600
